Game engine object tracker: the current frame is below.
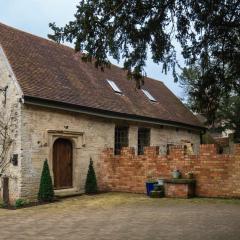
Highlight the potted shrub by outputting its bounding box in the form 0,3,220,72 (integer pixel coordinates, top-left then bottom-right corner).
187,171,194,179
145,171,157,196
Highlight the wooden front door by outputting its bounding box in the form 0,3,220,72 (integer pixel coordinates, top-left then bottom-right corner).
53,138,73,189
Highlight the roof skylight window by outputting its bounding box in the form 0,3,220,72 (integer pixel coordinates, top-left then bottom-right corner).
107,79,122,94
142,89,157,102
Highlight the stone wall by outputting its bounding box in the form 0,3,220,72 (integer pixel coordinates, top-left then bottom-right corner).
0,46,23,202
19,105,200,200
20,105,115,199
98,144,240,198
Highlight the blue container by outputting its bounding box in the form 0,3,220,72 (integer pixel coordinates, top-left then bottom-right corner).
146,181,157,196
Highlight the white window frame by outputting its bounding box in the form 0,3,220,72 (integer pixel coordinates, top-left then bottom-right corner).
107,79,122,94
142,89,157,102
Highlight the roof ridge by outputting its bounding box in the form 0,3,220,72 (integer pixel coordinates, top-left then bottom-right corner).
0,21,73,52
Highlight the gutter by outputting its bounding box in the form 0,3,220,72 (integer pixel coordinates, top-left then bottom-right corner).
23,96,206,132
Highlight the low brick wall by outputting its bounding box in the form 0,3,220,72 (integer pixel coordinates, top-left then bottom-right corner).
164,179,196,198
98,144,240,198
165,183,191,198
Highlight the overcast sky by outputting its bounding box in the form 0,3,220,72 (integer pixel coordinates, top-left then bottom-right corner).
0,0,183,97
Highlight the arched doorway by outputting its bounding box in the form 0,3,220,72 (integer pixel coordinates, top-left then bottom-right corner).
53,138,73,189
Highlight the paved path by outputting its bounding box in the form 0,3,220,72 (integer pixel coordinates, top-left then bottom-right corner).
0,193,240,240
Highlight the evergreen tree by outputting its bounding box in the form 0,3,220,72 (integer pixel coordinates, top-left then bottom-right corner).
49,0,240,93
181,65,240,143
85,158,98,194
38,160,54,202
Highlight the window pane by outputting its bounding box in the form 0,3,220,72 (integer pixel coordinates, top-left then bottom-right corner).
115,126,129,155
142,89,156,102
107,79,122,94
138,128,150,155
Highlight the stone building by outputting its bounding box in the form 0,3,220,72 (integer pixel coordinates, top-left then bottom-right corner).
0,23,204,202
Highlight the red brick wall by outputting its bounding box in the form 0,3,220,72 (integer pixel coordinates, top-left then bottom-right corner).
165,183,191,198
98,144,240,198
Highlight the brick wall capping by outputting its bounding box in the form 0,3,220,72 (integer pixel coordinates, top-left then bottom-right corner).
169,145,184,149
164,179,196,184
110,144,240,157
99,143,240,198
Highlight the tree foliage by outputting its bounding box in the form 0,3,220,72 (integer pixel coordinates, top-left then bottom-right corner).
49,0,240,89
181,65,240,143
38,160,54,202
180,65,224,124
85,158,98,194
219,95,240,143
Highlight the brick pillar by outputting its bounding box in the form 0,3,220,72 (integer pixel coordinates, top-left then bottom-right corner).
234,144,240,155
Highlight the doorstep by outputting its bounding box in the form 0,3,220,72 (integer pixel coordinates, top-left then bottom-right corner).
54,188,84,198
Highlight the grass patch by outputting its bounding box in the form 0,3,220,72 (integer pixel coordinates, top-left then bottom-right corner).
2,193,240,213
50,193,240,210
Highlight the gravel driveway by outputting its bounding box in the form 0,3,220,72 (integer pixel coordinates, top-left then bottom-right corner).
0,193,239,240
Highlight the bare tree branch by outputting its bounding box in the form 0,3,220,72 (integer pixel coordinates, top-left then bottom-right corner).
0,107,16,176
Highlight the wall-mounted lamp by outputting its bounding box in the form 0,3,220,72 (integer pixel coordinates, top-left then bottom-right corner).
11,154,18,166
0,86,8,105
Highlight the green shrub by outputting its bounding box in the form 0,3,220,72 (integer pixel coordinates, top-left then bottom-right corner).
15,199,29,208
0,199,6,208
85,158,98,194
38,160,54,202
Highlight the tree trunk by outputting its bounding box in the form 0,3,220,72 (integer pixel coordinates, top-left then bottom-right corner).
2,177,9,205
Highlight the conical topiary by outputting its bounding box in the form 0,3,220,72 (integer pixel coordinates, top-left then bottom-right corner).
38,159,54,202
85,158,98,194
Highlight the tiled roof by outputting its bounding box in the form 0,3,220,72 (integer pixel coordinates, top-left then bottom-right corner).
0,22,203,129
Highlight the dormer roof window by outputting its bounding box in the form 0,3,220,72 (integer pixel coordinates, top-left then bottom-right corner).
107,79,122,94
142,89,157,102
